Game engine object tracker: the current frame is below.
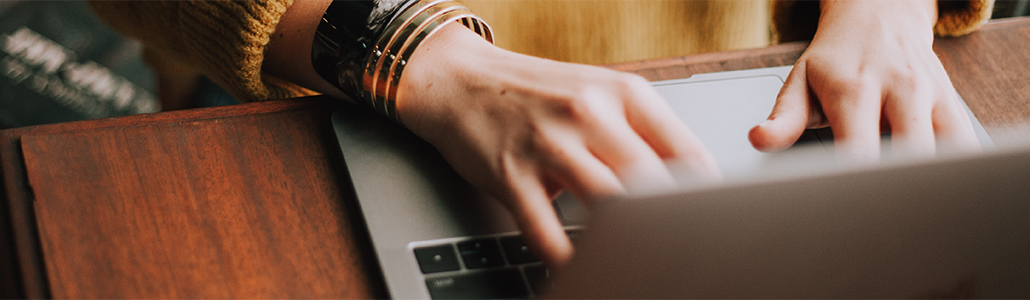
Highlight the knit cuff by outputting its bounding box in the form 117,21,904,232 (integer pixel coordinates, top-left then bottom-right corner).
174,0,315,102
771,0,820,43
935,0,994,36
88,0,315,103
772,0,996,43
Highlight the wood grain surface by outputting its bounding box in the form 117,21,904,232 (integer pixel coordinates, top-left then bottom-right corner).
0,99,346,298
1,17,1028,299
20,112,374,298
2,98,387,298
934,17,1030,134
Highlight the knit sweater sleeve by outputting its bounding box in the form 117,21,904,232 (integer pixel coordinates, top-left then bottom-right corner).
772,0,996,43
87,0,315,102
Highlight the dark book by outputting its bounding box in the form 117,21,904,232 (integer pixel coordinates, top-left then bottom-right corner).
0,0,160,129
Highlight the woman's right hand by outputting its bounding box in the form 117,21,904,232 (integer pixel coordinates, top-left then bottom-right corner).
395,24,719,267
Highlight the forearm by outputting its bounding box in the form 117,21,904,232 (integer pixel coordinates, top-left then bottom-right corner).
820,0,937,25
815,0,937,45
264,0,346,101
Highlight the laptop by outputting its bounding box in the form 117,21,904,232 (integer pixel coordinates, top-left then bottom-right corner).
550,142,1030,298
330,66,1010,299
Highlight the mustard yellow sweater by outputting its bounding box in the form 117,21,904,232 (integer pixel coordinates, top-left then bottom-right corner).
87,0,994,103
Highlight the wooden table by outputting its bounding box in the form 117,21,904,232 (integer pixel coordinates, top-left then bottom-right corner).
2,17,1028,299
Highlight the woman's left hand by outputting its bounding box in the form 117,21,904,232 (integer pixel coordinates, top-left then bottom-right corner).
749,0,980,160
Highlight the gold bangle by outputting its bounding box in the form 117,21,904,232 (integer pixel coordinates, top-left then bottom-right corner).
359,0,493,122
383,11,485,122
372,1,465,117
362,0,452,113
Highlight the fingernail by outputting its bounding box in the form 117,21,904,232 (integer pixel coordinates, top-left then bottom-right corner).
758,120,772,127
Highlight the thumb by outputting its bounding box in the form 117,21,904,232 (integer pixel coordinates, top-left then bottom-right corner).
749,62,821,152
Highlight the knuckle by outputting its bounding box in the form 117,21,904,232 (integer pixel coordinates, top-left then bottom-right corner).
480,153,523,207
805,57,876,98
826,75,876,103
888,67,930,95
529,131,562,158
622,73,651,89
554,88,607,125
932,97,965,120
615,74,653,98
845,76,875,93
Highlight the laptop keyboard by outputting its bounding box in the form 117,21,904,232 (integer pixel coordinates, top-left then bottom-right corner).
412,229,582,299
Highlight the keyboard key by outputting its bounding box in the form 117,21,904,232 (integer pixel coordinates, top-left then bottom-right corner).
414,245,461,274
457,238,504,269
499,235,539,264
523,264,553,295
425,268,530,299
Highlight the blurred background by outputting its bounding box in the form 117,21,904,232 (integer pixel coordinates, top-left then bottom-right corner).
0,0,236,129
996,0,1030,18
1,0,1026,129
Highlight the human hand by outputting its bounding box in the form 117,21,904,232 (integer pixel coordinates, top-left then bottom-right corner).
749,0,980,160
395,24,719,266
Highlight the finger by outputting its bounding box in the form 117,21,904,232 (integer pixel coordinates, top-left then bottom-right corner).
621,77,720,178
883,86,936,158
586,116,678,194
820,82,884,162
506,173,574,267
932,92,982,154
542,141,625,202
749,61,827,152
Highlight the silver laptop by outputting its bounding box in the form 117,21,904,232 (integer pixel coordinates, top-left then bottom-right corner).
551,142,1030,298
331,66,1008,299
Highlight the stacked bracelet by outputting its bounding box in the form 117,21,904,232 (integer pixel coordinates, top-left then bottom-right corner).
361,0,493,122
312,0,492,122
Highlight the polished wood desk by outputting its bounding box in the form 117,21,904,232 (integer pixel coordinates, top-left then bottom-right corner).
2,17,1029,299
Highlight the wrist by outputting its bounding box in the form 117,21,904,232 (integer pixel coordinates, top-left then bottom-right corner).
394,22,502,133
312,0,493,122
816,0,937,43
821,0,937,16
